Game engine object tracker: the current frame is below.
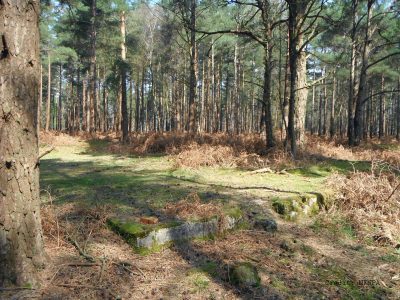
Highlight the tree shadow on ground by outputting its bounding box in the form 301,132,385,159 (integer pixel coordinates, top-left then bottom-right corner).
38,153,397,299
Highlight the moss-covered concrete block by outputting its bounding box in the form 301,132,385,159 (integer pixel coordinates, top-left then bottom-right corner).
272,194,321,221
108,215,239,253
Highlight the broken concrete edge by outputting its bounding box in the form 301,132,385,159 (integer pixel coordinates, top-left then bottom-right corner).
271,193,324,221
107,212,245,254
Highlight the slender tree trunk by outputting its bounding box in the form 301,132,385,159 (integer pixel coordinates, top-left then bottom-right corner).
318,87,323,136
45,54,51,131
348,0,358,145
82,75,88,132
188,0,197,133
58,64,62,131
89,0,97,133
396,77,400,140
330,71,337,137
77,68,81,131
0,0,45,286
310,67,316,135
37,64,43,135
120,10,129,143
263,42,275,148
379,75,385,139
129,77,133,133
135,72,140,132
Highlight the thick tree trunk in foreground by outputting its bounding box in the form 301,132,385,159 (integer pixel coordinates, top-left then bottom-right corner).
0,0,45,286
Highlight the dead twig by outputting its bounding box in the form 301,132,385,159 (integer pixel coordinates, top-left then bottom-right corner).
66,236,95,262
36,146,55,165
111,261,143,278
386,181,400,202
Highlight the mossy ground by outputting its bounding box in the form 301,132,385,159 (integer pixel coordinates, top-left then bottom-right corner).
37,137,400,299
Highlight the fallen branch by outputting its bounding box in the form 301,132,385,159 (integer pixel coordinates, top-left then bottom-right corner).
66,236,95,262
111,261,144,278
65,262,99,267
248,167,274,174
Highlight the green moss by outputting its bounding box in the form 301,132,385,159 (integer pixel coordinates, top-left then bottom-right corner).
300,243,316,256
107,218,150,246
272,197,294,215
230,262,261,287
272,195,320,221
222,206,243,219
270,277,288,293
311,216,357,240
135,241,173,256
119,222,146,236
380,253,400,263
22,283,33,289
187,270,211,292
199,261,218,276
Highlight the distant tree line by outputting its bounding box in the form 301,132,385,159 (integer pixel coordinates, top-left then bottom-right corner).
39,0,400,154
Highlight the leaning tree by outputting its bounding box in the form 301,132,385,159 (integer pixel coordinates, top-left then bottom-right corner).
0,0,45,286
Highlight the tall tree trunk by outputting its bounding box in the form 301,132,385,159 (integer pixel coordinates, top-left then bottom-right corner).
188,0,197,133
330,71,337,137
287,0,300,155
263,42,275,148
37,64,43,135
379,75,385,139
129,77,133,133
57,64,62,131
353,0,374,145
45,54,51,131
310,68,316,135
77,68,81,131
396,77,400,140
0,0,45,286
135,72,140,132
234,42,239,135
318,87,323,136
89,0,97,133
120,10,129,143
82,74,88,132
348,0,358,145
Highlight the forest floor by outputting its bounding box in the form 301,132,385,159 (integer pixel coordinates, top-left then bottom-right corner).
5,133,400,300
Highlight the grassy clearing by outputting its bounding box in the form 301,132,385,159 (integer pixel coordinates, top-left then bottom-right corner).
36,135,400,299
40,138,332,216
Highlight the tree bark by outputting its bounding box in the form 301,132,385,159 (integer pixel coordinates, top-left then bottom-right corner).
188,0,197,133
45,54,51,131
348,0,358,145
0,0,45,286
120,10,129,143
379,75,385,139
38,64,43,135
330,71,337,137
57,64,62,131
89,0,97,133
353,0,374,145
